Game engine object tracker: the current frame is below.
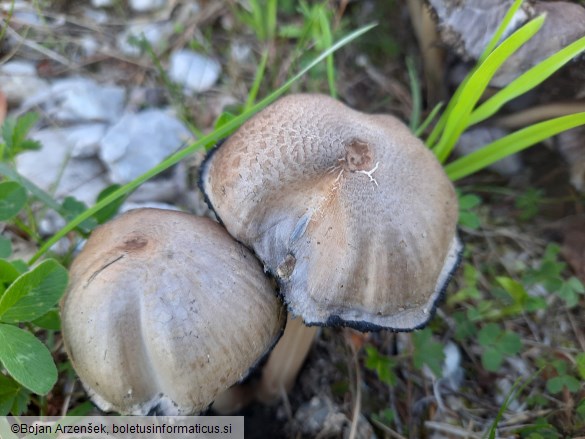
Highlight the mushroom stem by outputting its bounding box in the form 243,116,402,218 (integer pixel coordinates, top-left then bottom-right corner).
256,315,319,403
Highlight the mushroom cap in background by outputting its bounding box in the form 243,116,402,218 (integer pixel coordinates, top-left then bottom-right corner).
201,94,461,331
428,0,585,87
61,208,285,415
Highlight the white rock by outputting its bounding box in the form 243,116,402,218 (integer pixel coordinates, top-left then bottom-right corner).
66,123,108,158
0,61,49,105
169,50,221,93
456,127,522,176
129,0,167,12
91,0,114,7
99,109,192,183
22,77,126,124
117,22,174,57
16,128,109,206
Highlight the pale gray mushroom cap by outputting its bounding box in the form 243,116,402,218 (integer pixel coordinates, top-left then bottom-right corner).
61,208,285,415
428,0,585,87
201,94,461,331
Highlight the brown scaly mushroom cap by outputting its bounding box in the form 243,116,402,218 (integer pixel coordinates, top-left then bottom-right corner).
61,208,285,415
200,94,462,331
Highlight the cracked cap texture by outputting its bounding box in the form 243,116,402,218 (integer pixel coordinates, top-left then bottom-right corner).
201,94,461,331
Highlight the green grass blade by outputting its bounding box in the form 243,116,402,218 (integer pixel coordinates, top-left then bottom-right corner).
266,0,278,41
470,35,585,126
478,0,524,64
445,112,585,181
244,49,269,111
432,15,545,163
407,57,422,132
28,23,377,265
426,0,523,147
319,7,337,98
415,102,443,138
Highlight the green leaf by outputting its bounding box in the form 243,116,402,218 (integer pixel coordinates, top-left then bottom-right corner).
0,323,57,394
482,346,504,372
364,345,397,387
499,332,522,355
459,211,481,229
32,309,61,331
546,375,580,394
497,277,528,305
470,35,585,126
0,260,20,286
432,15,546,163
0,181,27,221
61,197,98,233
0,237,11,259
558,282,579,308
478,323,501,346
92,184,124,225
413,328,444,377
0,259,68,323
458,193,482,209
1,113,41,159
446,112,585,180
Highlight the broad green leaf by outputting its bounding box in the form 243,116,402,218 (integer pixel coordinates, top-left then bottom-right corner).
0,181,27,221
92,184,123,224
558,282,579,307
478,323,501,346
0,236,11,258
413,328,444,377
446,112,585,180
0,323,57,395
497,276,529,305
470,35,585,126
546,375,580,394
32,309,61,331
499,332,522,355
458,211,481,229
0,259,68,323
61,197,98,233
0,260,20,284
0,163,63,214
569,276,585,293
1,113,41,158
482,347,503,372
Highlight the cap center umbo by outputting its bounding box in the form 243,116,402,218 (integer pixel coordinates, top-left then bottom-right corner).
343,139,374,172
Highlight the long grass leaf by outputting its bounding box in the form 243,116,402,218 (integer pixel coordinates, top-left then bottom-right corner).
29,23,377,264
470,35,585,126
432,15,545,163
415,102,443,138
407,57,422,132
244,49,269,111
319,7,337,98
478,0,524,63
445,112,585,181
426,0,524,147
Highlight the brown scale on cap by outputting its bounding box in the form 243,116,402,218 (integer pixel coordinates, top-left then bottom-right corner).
201,94,462,331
